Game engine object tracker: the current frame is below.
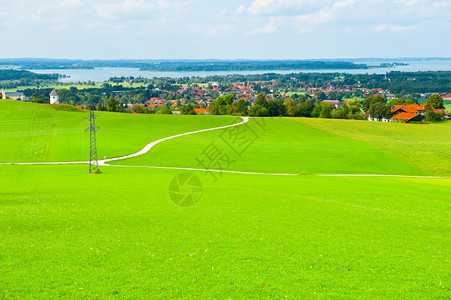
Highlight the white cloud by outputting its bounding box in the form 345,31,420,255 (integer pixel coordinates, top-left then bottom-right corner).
248,0,274,15
374,24,416,32
332,0,357,9
62,0,84,6
235,4,246,15
94,0,154,21
248,0,332,15
250,16,284,35
0,0,450,59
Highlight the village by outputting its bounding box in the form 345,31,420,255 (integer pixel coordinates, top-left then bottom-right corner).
2,73,451,123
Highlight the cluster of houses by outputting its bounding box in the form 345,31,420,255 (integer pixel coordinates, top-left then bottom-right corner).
135,79,449,114
1,82,450,123
367,104,450,123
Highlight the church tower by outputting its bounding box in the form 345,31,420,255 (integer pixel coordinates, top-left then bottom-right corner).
2,86,5,100
50,89,59,104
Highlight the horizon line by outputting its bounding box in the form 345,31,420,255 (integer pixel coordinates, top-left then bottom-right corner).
1,57,451,61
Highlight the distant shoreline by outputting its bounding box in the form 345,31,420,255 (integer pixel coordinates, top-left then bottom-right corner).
1,58,433,72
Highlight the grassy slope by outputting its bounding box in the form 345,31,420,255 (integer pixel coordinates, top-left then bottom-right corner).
1,103,450,298
0,100,237,162
297,118,451,176
0,165,449,298
116,118,428,176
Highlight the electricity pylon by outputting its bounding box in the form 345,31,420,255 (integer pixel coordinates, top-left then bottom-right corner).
88,108,100,174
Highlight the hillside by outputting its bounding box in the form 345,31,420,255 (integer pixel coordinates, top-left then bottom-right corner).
114,117,451,176
0,100,238,163
0,101,450,298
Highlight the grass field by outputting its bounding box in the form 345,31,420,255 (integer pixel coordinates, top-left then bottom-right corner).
0,100,237,163
1,101,450,298
115,117,451,176
1,165,450,298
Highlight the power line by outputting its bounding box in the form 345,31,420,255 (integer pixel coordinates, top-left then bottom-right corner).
88,108,100,174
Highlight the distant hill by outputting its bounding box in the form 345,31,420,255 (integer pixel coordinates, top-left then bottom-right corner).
0,58,368,71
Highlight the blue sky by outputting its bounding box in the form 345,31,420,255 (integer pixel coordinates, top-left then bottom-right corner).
1,0,450,59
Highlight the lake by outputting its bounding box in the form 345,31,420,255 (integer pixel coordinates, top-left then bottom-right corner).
30,59,451,83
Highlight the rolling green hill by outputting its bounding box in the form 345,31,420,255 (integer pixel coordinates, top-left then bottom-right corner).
115,117,451,176
0,100,237,163
0,101,450,298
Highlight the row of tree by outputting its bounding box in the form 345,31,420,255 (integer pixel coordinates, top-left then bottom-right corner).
208,93,448,122
208,93,367,120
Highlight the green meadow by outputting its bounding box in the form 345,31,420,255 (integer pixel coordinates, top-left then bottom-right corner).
0,100,450,298
117,117,451,176
0,100,236,163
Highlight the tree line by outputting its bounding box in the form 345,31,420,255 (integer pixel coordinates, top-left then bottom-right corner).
208,93,366,120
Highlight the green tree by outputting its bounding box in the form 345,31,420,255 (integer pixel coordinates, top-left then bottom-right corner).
255,93,268,108
131,105,145,114
298,100,315,117
317,92,327,100
57,89,79,104
106,97,119,112
267,99,285,116
284,98,297,117
424,107,438,123
156,106,172,114
427,94,444,109
88,94,100,105
119,96,129,106
32,96,44,103
311,103,321,118
319,103,332,118
180,103,196,115
369,102,391,120
387,98,416,107
387,98,406,107
331,106,348,119
236,99,248,116
362,95,386,111
96,101,104,111
248,104,269,117
209,94,235,115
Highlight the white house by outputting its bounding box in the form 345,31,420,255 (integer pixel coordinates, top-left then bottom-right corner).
50,89,59,104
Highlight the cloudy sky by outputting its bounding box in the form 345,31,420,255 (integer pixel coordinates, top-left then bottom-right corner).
1,0,450,59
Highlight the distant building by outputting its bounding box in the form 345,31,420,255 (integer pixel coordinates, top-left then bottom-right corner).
322,100,343,109
391,112,422,122
4,92,27,101
2,87,5,100
194,108,210,115
50,89,59,104
391,104,428,117
390,104,429,123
